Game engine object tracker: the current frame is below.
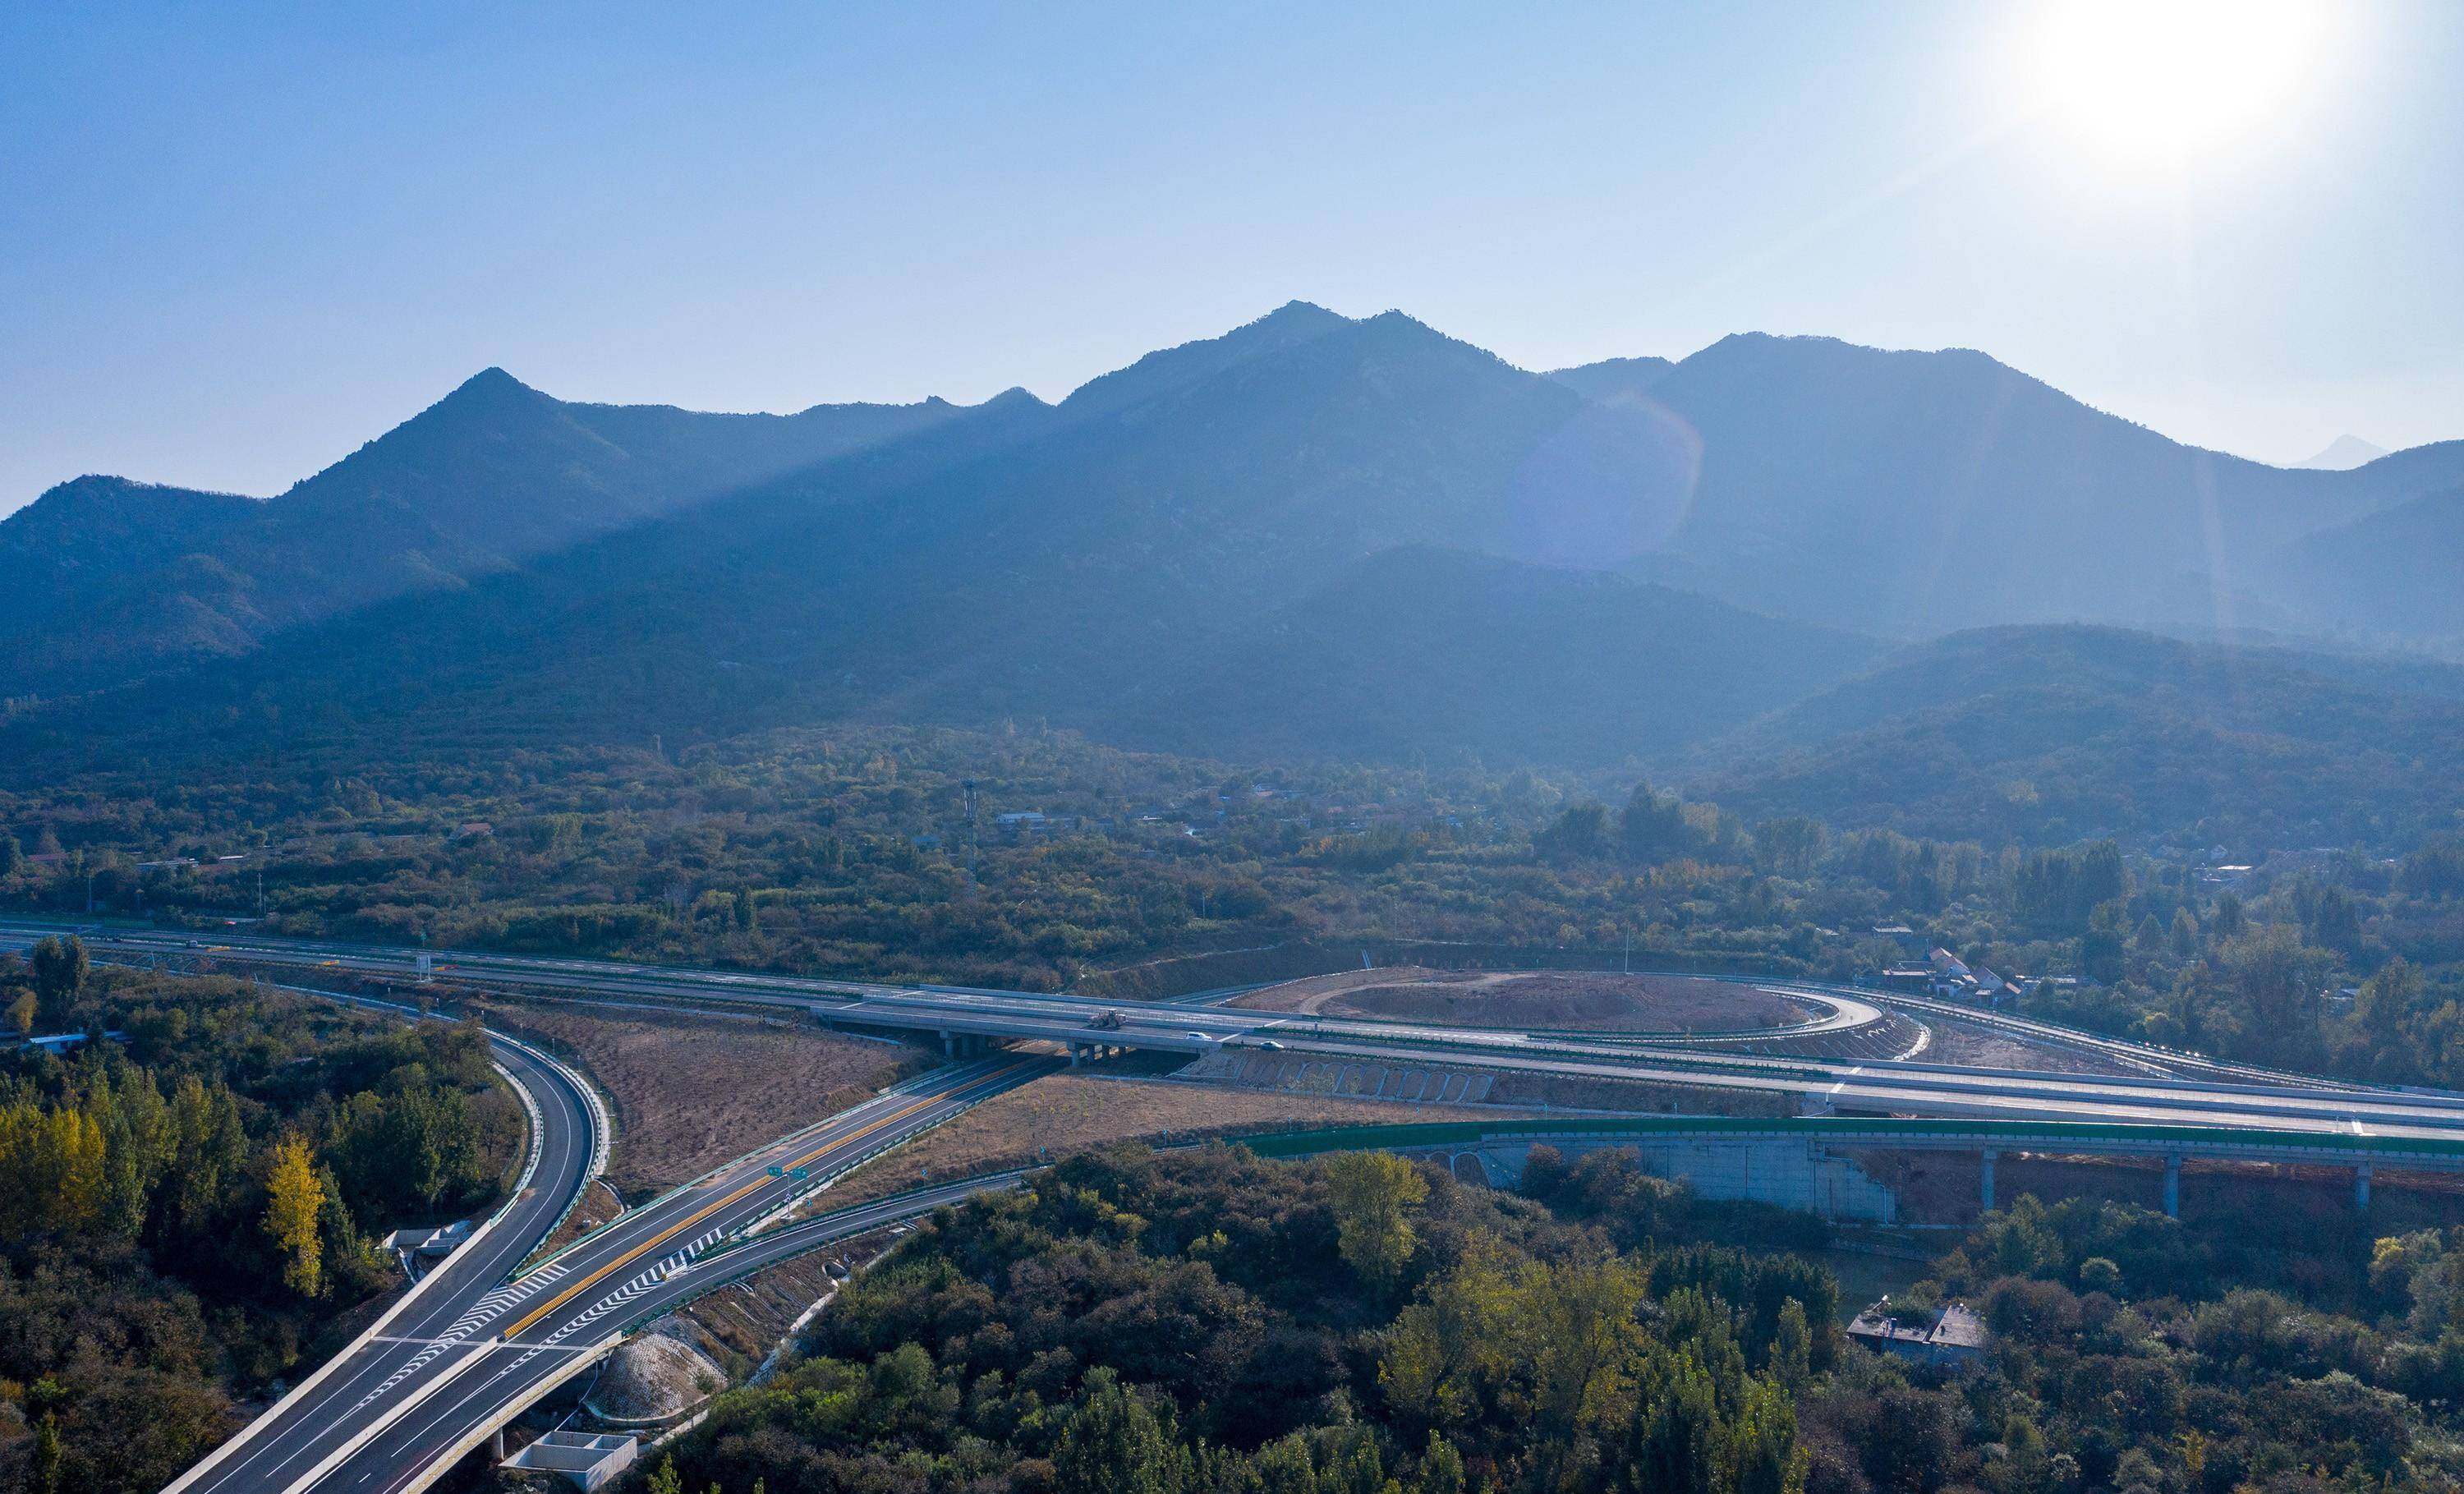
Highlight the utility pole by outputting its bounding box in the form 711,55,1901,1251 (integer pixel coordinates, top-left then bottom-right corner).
962,779,980,894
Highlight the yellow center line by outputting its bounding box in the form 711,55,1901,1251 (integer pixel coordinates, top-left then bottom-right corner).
502,1061,1027,1336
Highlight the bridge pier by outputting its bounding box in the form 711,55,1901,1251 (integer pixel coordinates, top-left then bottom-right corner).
491,1428,506,1460
2357,1162,2374,1211
2163,1153,2181,1218
1979,1148,1997,1211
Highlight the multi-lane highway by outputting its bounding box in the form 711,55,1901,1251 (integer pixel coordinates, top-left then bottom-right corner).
163,1025,600,1494
301,1055,1051,1493
17,917,2464,1491
33,922,2464,1142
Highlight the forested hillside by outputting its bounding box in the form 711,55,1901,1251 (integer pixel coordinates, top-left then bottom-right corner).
625,1141,2464,1494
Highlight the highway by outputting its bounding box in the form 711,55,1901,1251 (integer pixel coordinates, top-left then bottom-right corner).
30,922,2464,1142
163,1030,600,1494
303,1054,1052,1493
18,917,2464,1491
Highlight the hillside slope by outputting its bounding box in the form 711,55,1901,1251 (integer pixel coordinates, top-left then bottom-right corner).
1686,625,2464,848
1111,546,1883,768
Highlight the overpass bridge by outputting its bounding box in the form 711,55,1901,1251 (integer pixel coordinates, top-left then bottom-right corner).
1239,1114,2464,1217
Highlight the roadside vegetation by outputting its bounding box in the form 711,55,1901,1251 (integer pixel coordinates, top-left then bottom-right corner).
0,954,520,1493
605,1142,2464,1494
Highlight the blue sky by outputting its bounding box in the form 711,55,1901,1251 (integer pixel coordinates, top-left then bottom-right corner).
3,1,2459,510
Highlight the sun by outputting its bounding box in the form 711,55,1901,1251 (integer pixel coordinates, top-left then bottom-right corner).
2029,0,2324,169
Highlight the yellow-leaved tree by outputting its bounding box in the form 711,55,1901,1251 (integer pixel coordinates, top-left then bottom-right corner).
264,1136,325,1297
1323,1150,1428,1293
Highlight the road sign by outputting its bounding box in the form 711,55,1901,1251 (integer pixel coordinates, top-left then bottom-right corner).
766,1165,784,1177
790,1167,810,1181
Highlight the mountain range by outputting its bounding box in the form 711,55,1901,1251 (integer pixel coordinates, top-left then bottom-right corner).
7,301,2462,843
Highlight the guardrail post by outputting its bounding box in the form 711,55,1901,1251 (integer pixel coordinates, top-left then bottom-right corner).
1979,1148,1997,1211
2163,1154,2181,1218
2356,1161,2373,1211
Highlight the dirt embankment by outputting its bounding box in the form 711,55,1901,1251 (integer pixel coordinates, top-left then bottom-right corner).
1233,967,1811,1032
823,1072,1535,1206
471,998,927,1198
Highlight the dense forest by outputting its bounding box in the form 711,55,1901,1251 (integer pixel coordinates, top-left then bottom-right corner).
0,954,521,1493
603,1142,2464,1494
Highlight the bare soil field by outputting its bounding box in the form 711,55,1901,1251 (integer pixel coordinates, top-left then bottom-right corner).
1232,966,1810,1032
1918,1017,2143,1076
470,998,926,1197
823,1072,1536,1206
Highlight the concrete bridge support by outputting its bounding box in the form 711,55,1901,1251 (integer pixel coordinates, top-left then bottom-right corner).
2357,1162,2374,1211
1980,1149,1997,1212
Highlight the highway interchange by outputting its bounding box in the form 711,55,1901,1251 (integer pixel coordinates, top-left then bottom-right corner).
7,919,2464,1491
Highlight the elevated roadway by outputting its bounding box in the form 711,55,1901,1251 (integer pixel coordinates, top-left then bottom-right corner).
16,922,2462,1144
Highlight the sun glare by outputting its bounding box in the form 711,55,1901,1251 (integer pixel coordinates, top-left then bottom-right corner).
2030,0,2324,170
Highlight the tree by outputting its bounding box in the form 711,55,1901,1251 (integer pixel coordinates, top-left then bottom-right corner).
1414,1434,1464,1494
1625,1351,1719,1494
2168,908,2200,959
2080,901,2127,985
33,1411,62,1494
1057,1368,1185,1494
646,1457,684,1494
1727,1376,1809,1494
29,935,85,1030
0,834,23,880
265,1136,326,1296
1770,1298,1813,1393
1536,802,1613,862
1621,784,1694,863
1323,1152,1427,1292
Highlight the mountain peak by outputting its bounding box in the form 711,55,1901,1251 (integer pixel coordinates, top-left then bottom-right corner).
2292,434,2389,471
1059,301,1356,416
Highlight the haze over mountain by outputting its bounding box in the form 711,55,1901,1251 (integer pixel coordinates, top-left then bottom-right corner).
6,301,2462,802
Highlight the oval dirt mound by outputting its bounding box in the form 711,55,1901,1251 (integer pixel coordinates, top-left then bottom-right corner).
1234,968,1812,1032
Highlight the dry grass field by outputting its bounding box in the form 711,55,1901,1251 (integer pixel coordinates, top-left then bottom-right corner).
471,998,927,1197
1232,966,1809,1032
823,1070,1536,1205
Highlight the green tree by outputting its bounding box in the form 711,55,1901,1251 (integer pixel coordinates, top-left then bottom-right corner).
647,1456,684,1494
1057,1368,1186,1494
33,1410,62,1494
1624,1351,1720,1494
29,935,86,1030
1414,1434,1464,1494
1770,1298,1813,1393
1324,1152,1428,1292
1726,1375,1808,1494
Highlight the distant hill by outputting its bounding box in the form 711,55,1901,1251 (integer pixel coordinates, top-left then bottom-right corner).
0,476,260,629
1686,625,2464,848
1545,356,1676,402
2255,484,2464,650
2294,434,2389,471
1109,545,1885,768
0,374,973,696
1614,334,2464,640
